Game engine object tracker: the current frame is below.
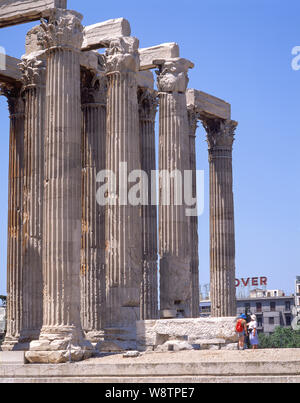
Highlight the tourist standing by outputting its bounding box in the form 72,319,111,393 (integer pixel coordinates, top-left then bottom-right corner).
248,315,259,350
236,314,248,350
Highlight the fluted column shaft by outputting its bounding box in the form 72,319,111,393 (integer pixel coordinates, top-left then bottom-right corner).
26,11,93,363
202,118,238,317
19,55,46,343
188,109,200,318
105,37,143,331
138,87,158,320
155,58,194,318
81,69,106,340
41,45,83,334
1,85,24,351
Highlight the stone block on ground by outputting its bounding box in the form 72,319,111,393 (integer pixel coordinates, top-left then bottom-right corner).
137,317,238,351
123,351,140,358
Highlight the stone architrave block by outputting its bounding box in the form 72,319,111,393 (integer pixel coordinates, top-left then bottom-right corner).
139,43,180,71
137,70,154,89
0,0,67,28
0,54,22,83
186,88,231,120
82,18,131,51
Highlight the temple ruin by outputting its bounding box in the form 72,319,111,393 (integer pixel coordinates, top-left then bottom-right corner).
0,0,238,363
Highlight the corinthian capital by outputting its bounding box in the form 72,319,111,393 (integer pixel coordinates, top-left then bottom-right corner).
201,117,238,150
105,37,140,74
154,58,194,93
187,107,201,137
39,9,83,51
19,53,46,88
0,83,24,116
81,68,107,105
138,88,158,122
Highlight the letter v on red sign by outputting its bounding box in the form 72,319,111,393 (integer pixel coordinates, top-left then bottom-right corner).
241,278,250,287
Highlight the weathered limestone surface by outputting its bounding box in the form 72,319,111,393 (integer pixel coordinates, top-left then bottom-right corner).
136,318,238,351
0,83,24,351
25,25,103,72
80,66,107,342
155,58,194,319
187,108,200,318
139,43,180,71
0,307,6,334
0,351,300,383
137,70,154,88
138,84,159,320
82,18,131,51
0,2,240,357
0,351,25,364
25,9,93,364
18,50,46,345
202,117,238,317
0,55,22,84
186,89,231,120
104,36,142,348
0,0,67,28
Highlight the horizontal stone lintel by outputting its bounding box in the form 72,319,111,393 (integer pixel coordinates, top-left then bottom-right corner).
0,0,67,28
0,51,104,84
137,70,154,89
138,43,180,71
82,18,131,51
0,54,22,83
187,88,231,120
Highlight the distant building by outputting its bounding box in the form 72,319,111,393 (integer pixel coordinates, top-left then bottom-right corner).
296,277,300,313
236,293,295,335
250,289,285,298
200,288,296,335
0,307,5,335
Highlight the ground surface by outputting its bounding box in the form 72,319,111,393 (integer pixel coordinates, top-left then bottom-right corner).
0,348,300,383
81,348,300,364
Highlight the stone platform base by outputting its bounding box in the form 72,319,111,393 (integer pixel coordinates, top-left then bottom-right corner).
96,327,138,353
0,350,300,383
137,317,238,352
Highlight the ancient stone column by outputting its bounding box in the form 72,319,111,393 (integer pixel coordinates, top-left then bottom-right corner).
17,53,46,345
1,84,24,351
80,68,107,342
187,108,200,318
201,117,238,317
155,58,194,318
26,9,92,363
104,37,142,346
138,87,158,320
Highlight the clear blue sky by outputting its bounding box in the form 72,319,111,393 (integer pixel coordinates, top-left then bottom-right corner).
0,0,299,296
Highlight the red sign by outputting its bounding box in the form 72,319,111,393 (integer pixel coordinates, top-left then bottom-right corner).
235,277,268,288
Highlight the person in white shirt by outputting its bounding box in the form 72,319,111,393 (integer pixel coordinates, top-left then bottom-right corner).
248,314,259,350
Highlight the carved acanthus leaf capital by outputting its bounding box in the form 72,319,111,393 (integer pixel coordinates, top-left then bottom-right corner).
138,88,158,122
0,83,24,116
39,9,83,51
105,37,140,74
81,68,107,105
154,58,194,93
19,54,46,88
187,107,201,137
201,117,238,150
